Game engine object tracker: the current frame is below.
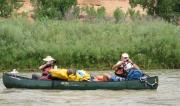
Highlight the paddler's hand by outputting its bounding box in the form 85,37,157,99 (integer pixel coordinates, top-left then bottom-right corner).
128,59,134,64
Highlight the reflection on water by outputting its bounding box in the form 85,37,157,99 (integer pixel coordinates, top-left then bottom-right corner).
0,70,180,106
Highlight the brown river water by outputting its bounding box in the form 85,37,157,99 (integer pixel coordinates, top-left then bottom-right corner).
0,69,180,106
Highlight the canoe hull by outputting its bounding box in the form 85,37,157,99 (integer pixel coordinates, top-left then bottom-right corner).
3,73,158,90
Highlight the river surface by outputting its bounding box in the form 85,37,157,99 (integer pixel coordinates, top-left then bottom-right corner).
0,70,180,106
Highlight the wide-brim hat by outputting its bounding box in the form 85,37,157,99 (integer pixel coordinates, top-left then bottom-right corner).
43,56,55,62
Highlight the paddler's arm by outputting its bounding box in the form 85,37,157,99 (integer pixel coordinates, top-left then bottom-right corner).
132,63,140,70
128,59,140,70
39,64,47,70
39,61,53,70
112,61,123,70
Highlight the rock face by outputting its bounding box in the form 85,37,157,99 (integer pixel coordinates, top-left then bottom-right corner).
77,0,146,16
77,0,101,6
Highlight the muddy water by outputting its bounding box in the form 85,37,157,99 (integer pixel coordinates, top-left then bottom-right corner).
0,70,180,106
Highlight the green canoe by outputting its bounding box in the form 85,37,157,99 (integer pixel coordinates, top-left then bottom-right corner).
2,73,158,90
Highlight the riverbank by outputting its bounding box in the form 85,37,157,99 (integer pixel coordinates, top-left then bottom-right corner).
0,18,179,71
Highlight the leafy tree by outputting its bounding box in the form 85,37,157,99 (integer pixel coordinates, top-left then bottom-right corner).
155,0,180,21
33,0,76,19
129,0,180,22
0,0,21,17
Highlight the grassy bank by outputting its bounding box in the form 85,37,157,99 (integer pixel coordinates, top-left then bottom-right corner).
0,18,179,71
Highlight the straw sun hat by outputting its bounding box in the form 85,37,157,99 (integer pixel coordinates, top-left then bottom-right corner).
43,56,55,62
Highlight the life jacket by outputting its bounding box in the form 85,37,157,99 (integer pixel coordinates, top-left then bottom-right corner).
115,67,128,78
42,66,52,76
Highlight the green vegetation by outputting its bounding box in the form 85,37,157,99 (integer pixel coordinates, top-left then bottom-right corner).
82,6,106,20
32,0,76,20
113,8,125,23
0,18,179,71
130,0,180,23
0,0,22,17
0,0,179,71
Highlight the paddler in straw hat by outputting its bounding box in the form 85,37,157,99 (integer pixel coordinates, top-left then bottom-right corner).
38,56,57,80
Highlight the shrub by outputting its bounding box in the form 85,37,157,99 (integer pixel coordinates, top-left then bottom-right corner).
84,6,97,19
126,8,141,20
113,8,125,23
72,6,80,19
97,6,106,19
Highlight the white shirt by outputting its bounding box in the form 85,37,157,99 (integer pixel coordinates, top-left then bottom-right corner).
116,61,133,70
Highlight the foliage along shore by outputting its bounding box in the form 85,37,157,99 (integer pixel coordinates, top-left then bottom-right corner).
0,17,179,71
